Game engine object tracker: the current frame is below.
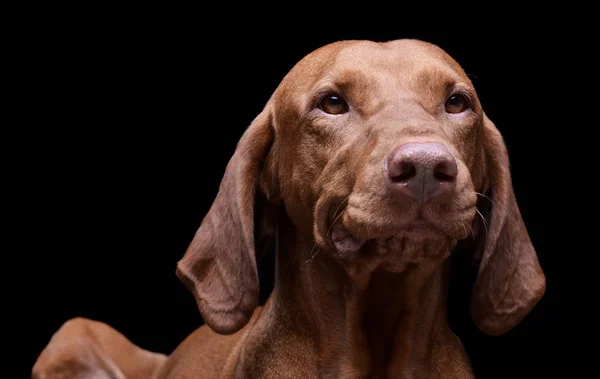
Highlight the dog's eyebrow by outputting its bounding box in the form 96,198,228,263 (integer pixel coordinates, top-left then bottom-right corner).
415,66,472,95
309,69,379,115
312,68,373,94
335,69,374,94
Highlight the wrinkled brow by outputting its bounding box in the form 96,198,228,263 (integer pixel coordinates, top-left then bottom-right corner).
312,69,382,116
412,66,473,96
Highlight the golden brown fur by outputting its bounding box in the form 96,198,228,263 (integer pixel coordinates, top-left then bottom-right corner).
32,39,545,379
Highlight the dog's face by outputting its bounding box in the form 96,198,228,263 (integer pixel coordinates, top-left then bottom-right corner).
177,39,545,338
271,40,482,273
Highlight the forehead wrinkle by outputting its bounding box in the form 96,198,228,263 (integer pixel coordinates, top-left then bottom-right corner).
365,40,473,93
323,68,382,117
274,39,477,129
273,41,351,127
331,42,473,116
326,45,410,117
405,66,467,112
387,61,474,116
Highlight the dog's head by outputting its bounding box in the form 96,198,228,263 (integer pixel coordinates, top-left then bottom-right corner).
176,39,545,337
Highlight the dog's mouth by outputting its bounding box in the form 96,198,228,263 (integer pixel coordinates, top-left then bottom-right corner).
327,203,448,255
404,218,446,236
331,223,367,254
315,195,475,275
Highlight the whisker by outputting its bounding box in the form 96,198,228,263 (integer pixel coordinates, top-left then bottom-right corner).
327,211,346,237
475,209,489,240
326,196,350,237
305,242,321,264
475,192,497,206
460,221,467,238
468,222,475,238
333,196,350,221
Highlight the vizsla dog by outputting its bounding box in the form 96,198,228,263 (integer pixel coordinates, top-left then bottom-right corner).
32,39,545,378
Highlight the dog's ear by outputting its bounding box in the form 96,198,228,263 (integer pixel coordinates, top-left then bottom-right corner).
176,108,278,335
470,114,546,336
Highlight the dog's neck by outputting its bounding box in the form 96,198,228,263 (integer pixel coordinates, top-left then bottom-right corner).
245,214,472,378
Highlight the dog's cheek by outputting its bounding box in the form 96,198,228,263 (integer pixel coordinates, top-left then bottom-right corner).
452,160,478,220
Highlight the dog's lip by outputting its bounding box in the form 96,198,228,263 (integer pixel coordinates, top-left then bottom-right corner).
407,218,433,229
331,223,367,254
328,201,459,246
341,213,446,239
405,217,445,235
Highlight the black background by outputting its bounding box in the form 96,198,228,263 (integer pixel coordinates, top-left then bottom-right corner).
14,9,583,379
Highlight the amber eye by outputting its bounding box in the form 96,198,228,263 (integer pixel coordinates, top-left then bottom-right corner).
445,93,471,114
319,94,348,115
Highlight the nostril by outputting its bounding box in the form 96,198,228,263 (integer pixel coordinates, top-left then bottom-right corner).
388,161,417,183
433,161,458,182
433,170,454,182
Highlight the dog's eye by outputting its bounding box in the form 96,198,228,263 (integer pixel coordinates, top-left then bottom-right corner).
319,94,348,115
445,93,471,114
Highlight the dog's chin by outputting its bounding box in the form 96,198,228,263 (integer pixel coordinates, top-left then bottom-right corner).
327,220,456,275
338,202,474,241
332,219,449,251
330,218,457,272
401,219,447,239
318,199,472,274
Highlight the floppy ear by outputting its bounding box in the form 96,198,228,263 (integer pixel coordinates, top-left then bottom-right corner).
470,114,546,336
176,108,277,335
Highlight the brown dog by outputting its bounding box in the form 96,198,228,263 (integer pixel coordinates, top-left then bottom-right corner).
32,39,545,379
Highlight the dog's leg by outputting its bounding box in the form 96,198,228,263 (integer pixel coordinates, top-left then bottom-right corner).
32,318,166,379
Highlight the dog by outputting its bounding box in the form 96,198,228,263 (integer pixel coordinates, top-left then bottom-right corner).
32,38,546,378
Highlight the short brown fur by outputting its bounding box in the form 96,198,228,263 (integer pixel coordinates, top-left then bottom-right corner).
32,39,545,379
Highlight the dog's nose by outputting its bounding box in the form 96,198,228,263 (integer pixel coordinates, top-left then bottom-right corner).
385,143,458,203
